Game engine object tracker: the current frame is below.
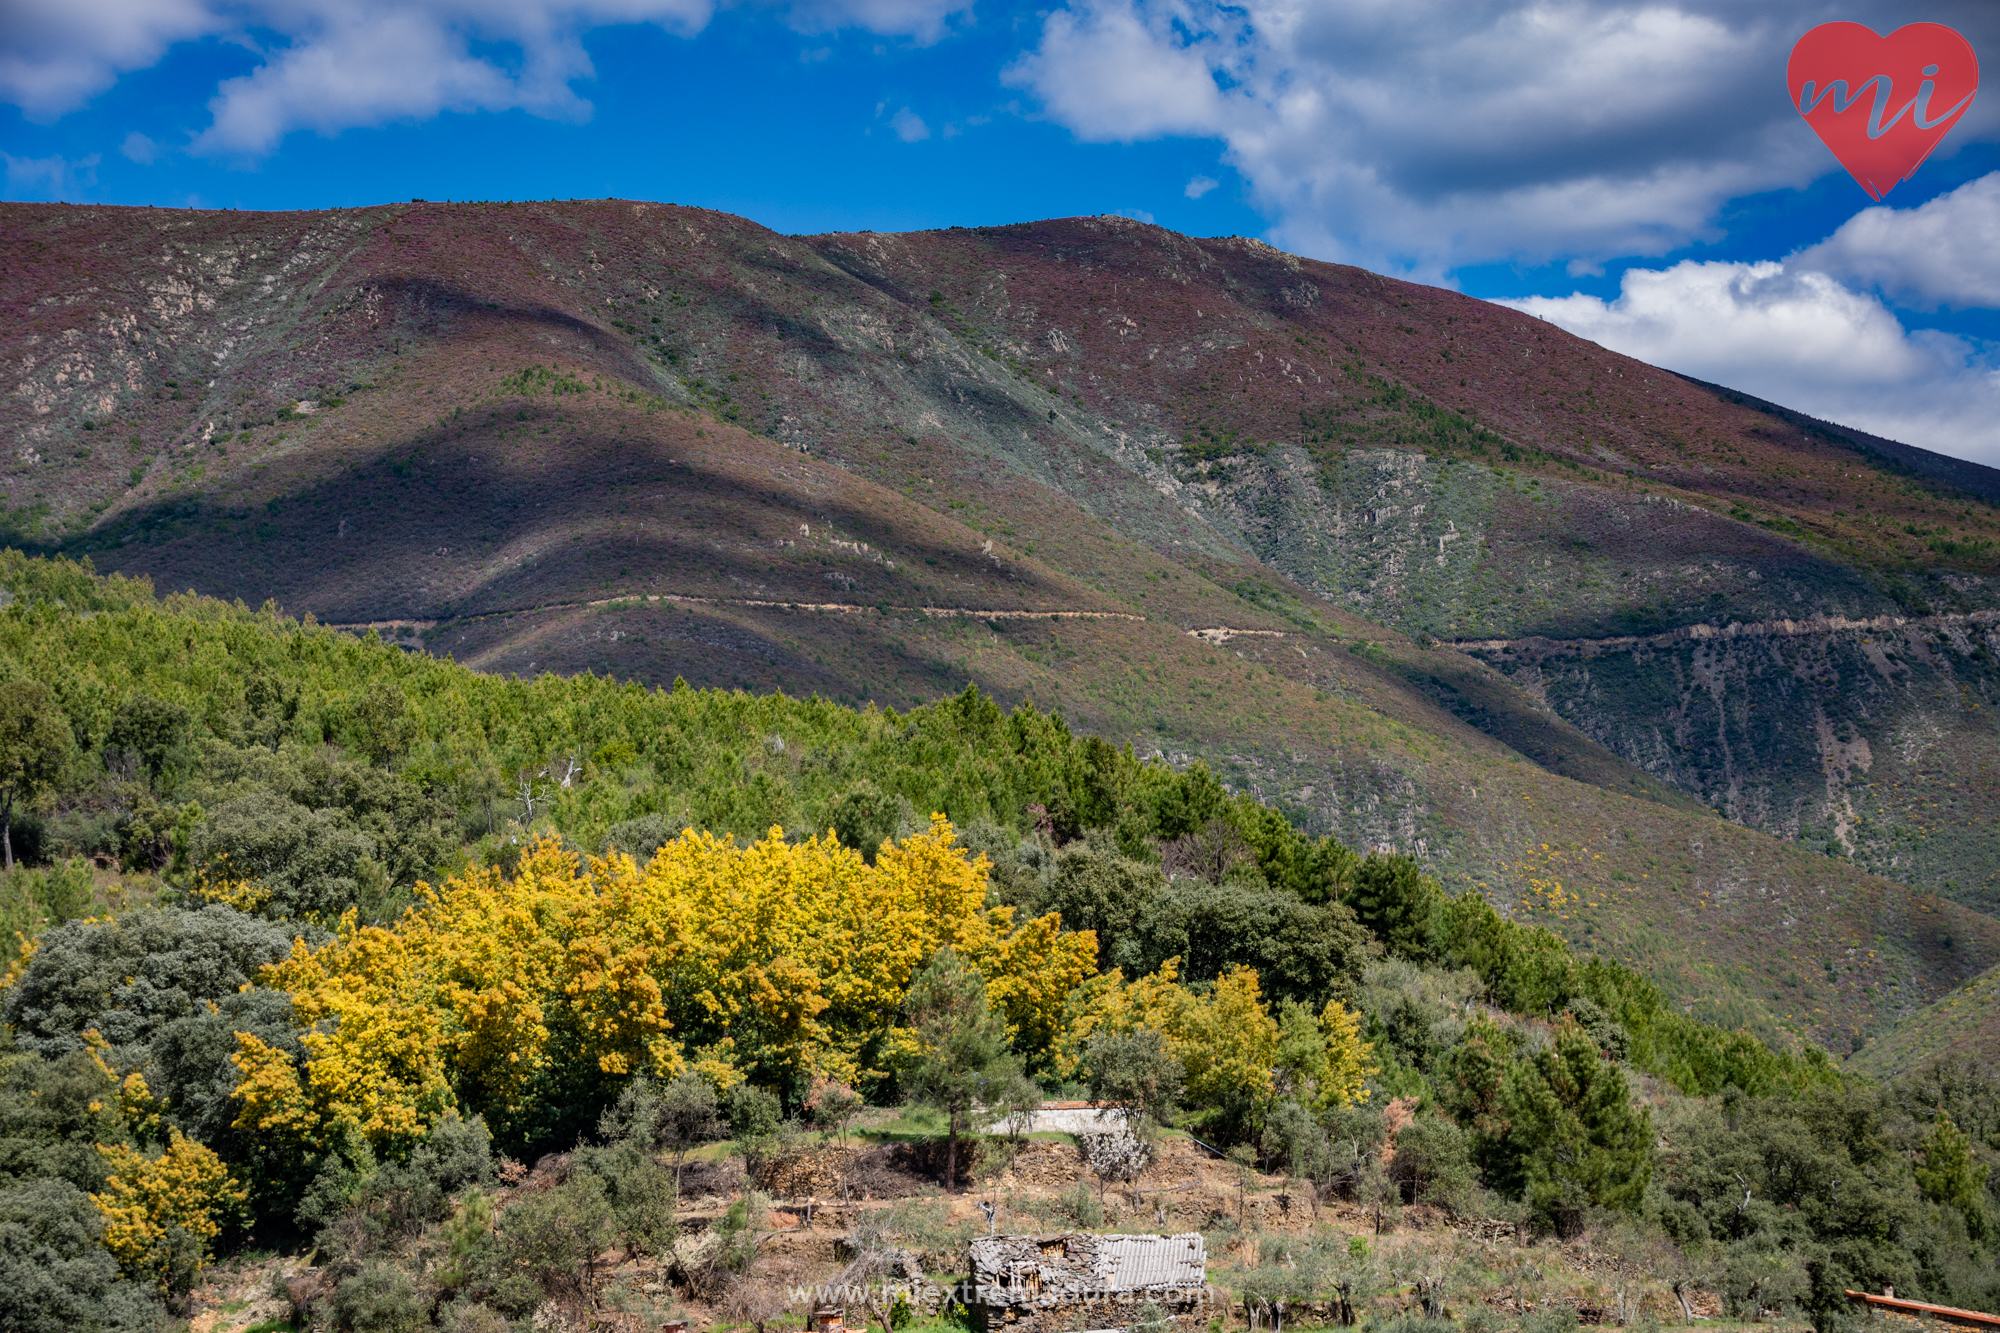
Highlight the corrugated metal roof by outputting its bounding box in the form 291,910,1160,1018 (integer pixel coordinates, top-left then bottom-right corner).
967,1234,1206,1295
1101,1234,1205,1289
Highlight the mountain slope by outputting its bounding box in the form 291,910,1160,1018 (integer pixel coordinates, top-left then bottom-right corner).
1848,961,2000,1078
5,198,1999,1053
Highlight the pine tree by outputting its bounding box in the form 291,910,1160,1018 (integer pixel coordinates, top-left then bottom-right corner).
1915,1112,1991,1239
898,948,1033,1192
1498,1016,1653,1234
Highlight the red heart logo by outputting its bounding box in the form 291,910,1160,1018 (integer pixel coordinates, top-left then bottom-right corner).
1787,22,1979,200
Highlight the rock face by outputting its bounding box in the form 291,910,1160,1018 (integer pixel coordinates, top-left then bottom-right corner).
967,1233,1209,1333
1464,610,2000,917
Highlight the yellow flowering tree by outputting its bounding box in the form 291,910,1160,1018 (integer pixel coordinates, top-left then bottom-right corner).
1049,958,1192,1081
234,816,1087,1146
1316,999,1377,1109
1167,966,1281,1114
92,1130,248,1296
233,912,458,1156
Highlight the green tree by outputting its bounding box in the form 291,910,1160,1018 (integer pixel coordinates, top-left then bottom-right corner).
1083,1027,1183,1134
898,947,1033,1192
2,905,303,1062
1914,1112,1990,1239
1495,1016,1652,1234
0,680,72,870
105,694,191,786
0,1178,161,1333
353,682,415,767
830,784,901,863
191,790,380,921
600,1073,722,1201
1346,855,1441,961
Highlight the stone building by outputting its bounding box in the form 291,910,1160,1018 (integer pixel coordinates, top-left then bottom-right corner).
965,1233,1209,1333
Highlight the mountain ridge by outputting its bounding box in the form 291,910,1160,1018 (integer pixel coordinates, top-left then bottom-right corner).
6,197,2000,1057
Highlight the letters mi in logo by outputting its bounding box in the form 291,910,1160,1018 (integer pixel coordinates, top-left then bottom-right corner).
1788,22,1979,200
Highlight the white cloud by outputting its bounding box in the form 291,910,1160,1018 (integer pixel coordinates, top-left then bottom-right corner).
1795,172,2000,311
120,130,160,163
1113,205,1154,222
2,150,101,198
1005,0,2000,275
889,106,929,141
1,0,976,155
1184,174,1216,198
1500,260,2000,466
1006,0,1220,141
0,0,225,121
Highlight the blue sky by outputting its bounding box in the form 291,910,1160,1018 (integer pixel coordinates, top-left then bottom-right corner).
5,0,1998,462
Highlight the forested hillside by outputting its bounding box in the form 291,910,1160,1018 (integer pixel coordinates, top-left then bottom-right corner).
6,200,2000,930
0,553,1995,1333
8,199,2000,1061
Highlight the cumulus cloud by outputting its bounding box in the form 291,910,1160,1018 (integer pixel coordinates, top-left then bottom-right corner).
1795,172,2000,311
1,0,975,154
1500,260,2000,466
1184,174,1217,198
888,105,929,140
0,0,225,121
1005,0,2000,275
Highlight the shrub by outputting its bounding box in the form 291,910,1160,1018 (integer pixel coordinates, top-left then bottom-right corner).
2,905,305,1063
1058,1180,1103,1227
602,812,677,861
490,1172,614,1310
0,1177,161,1333
600,1073,721,1198
1387,1114,1476,1212
91,1129,249,1297
727,1084,782,1140
191,791,380,922
330,1260,424,1333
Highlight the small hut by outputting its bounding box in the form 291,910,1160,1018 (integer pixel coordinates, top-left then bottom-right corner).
966,1233,1209,1332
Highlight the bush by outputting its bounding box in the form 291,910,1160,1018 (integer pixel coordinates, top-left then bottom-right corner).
143,988,299,1144
580,1140,676,1258
0,1048,127,1194
0,1177,162,1333
2,905,306,1063
316,1114,492,1262
727,1084,782,1140
192,790,381,921
602,813,677,861
330,1260,425,1333
1388,1114,1476,1212
489,1173,614,1311
600,1073,721,1197
1058,1180,1103,1227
